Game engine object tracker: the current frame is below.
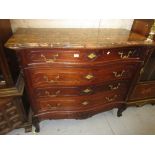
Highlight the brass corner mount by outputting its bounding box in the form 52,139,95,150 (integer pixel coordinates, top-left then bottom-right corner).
146,19,155,43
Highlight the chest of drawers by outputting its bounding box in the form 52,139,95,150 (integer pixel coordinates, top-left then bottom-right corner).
5,28,155,132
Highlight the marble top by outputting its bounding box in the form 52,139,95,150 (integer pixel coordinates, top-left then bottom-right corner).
5,28,155,50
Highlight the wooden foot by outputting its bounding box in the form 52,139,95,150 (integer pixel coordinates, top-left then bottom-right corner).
25,125,32,133
117,105,126,117
32,117,40,133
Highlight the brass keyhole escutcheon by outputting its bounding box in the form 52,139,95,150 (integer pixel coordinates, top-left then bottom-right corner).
81,101,89,106
88,53,97,59
85,74,94,80
82,88,93,94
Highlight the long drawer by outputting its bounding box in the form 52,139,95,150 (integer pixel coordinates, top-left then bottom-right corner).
21,47,145,67
34,89,126,114
34,81,129,98
25,62,140,87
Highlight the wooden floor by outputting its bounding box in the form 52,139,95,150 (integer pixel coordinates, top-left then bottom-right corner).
8,104,155,135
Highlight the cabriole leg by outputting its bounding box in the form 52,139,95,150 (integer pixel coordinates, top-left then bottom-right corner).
32,117,40,133
117,105,126,117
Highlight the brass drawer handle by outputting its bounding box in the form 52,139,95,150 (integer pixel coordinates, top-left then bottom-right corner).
113,70,125,78
85,74,94,80
81,101,89,106
109,83,120,90
47,103,61,109
9,111,16,115
81,88,93,94
140,67,144,75
6,102,13,107
118,50,132,59
105,95,117,102
45,90,61,97
43,75,60,83
88,53,97,59
12,118,19,123
41,53,59,62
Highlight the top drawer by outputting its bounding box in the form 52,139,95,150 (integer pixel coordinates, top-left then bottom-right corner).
21,47,146,67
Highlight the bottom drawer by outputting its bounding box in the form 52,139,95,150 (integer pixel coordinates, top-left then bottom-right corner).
35,90,126,114
129,81,155,101
36,102,122,120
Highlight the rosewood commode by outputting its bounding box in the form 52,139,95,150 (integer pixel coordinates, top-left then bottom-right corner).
5,27,155,132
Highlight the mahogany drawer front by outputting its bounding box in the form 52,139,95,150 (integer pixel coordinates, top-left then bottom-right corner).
36,101,122,120
22,47,145,66
34,81,129,98
129,81,155,101
35,90,126,113
26,62,140,87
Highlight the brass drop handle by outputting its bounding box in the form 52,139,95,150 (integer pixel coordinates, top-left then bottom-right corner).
81,88,93,94
113,70,125,78
88,53,97,59
43,75,60,83
140,67,144,75
118,50,132,59
41,53,59,62
109,83,120,90
47,103,61,109
45,90,61,97
105,95,117,102
9,111,16,115
81,101,89,106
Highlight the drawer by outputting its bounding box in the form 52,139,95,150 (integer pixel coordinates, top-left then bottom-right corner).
9,115,22,128
35,90,126,113
129,81,155,101
22,47,145,66
26,62,140,87
34,81,129,98
6,106,19,118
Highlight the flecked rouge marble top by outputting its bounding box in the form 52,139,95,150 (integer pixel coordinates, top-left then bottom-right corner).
5,28,155,50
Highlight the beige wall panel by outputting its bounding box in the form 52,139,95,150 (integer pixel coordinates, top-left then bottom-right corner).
10,19,134,32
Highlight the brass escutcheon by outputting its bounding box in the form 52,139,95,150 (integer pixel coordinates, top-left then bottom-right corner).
81,101,89,106
88,53,97,59
85,74,94,80
82,88,93,94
